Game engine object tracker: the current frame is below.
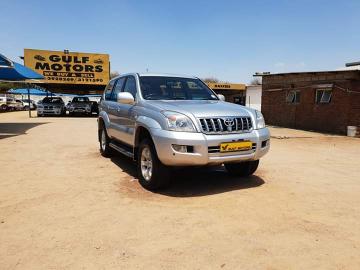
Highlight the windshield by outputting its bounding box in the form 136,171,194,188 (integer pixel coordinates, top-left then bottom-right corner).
42,97,63,104
139,76,218,100
72,97,89,102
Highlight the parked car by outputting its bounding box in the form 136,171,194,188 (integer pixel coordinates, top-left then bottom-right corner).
68,96,95,116
22,99,37,110
0,97,23,111
0,96,7,112
98,73,270,190
37,97,66,116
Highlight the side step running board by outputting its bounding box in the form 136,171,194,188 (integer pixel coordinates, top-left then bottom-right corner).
109,142,134,159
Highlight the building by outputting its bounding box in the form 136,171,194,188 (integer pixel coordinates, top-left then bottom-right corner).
206,82,246,105
261,70,360,134
245,85,262,111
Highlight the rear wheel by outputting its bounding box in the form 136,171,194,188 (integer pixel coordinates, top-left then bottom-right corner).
137,138,170,190
224,160,259,177
99,124,112,157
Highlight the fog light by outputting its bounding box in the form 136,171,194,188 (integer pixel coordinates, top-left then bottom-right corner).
261,140,268,148
172,144,187,153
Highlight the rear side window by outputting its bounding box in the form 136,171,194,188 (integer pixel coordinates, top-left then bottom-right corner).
104,80,115,100
110,77,126,101
123,76,137,98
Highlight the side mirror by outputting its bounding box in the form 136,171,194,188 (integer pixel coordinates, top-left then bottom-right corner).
217,94,225,101
117,92,135,104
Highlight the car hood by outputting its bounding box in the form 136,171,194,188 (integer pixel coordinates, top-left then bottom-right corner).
144,100,253,118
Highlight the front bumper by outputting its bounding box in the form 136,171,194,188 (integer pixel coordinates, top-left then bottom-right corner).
69,107,91,113
151,128,270,166
37,108,62,115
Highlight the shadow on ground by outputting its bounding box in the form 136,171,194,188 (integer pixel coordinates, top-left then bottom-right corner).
110,154,265,197
0,122,48,139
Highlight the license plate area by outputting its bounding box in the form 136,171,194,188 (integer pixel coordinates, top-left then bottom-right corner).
220,141,253,152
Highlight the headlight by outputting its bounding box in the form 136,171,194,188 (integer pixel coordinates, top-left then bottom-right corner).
255,110,266,129
162,111,196,132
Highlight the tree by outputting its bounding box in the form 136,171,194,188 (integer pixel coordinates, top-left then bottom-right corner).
250,77,262,85
110,71,120,79
201,77,220,83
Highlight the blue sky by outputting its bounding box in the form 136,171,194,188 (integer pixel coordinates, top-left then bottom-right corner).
1,0,359,83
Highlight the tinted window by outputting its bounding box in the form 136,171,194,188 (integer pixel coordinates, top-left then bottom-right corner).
72,97,90,102
42,97,63,103
123,76,137,98
139,76,218,100
110,77,126,101
104,80,115,100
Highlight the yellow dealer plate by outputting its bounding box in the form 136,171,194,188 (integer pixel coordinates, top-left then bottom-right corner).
220,141,252,152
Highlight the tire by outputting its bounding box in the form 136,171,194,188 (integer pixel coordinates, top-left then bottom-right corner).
24,106,29,111
137,138,170,190
224,160,259,177
37,113,43,117
99,124,113,157
0,104,7,112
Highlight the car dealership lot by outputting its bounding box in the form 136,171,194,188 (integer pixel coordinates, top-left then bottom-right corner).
1,111,360,269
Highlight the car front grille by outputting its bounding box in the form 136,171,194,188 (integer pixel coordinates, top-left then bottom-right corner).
198,117,253,134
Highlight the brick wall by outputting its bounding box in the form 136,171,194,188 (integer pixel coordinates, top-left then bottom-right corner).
262,71,360,134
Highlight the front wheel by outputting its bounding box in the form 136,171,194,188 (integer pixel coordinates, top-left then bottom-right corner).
224,160,259,177
137,138,170,190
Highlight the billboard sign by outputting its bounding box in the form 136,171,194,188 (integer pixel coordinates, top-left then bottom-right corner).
24,49,110,85
207,83,246,91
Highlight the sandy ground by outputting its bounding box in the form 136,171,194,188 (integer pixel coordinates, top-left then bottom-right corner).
1,111,360,270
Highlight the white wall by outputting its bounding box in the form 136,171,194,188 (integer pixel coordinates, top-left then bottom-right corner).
246,85,262,111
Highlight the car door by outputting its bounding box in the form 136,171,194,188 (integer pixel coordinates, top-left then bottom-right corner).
117,75,137,146
108,77,126,140
100,79,116,137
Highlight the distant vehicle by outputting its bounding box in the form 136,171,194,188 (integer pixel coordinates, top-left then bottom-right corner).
22,99,37,110
0,96,7,112
68,96,98,116
37,97,66,116
13,99,24,111
0,97,23,111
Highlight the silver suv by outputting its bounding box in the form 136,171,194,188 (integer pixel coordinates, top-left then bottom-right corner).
98,73,270,190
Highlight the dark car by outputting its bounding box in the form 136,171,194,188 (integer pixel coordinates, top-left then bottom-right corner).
68,96,98,116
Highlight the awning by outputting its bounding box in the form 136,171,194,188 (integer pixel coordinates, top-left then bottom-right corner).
0,54,44,80
7,88,50,96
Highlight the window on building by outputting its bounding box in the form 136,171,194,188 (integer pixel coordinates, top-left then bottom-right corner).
286,90,300,104
316,89,332,104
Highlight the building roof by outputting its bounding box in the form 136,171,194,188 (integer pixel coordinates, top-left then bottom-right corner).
258,69,360,77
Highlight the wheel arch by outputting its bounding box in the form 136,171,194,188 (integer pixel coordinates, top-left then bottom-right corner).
134,125,153,161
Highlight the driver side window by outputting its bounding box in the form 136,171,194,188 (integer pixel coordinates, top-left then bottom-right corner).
123,76,137,98
110,77,126,101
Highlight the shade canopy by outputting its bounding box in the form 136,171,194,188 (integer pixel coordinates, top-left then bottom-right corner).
0,54,44,80
7,88,50,96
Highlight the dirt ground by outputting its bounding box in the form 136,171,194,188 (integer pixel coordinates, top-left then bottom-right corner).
1,111,359,270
